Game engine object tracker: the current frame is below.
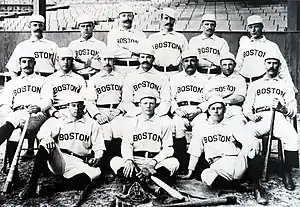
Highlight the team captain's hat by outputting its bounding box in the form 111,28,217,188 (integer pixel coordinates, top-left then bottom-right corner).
57,47,73,58
220,53,236,63
201,14,216,22
247,15,263,26
162,7,176,19
136,88,159,102
29,14,45,23
182,49,198,60
77,14,94,25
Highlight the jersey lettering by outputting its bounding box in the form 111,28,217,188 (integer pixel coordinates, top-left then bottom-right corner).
214,85,235,92
256,87,285,97
117,38,139,44
58,132,90,142
153,41,182,52
133,81,160,91
197,47,220,55
243,49,266,58
13,85,41,96
75,49,99,56
133,132,162,142
203,134,231,143
177,85,203,93
34,51,55,60
96,84,122,94
53,84,82,94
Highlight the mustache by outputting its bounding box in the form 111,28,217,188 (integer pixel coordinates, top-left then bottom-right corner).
123,19,132,24
34,29,42,33
165,23,172,26
141,61,151,65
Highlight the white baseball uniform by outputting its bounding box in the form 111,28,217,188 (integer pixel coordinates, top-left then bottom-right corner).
188,118,253,186
37,115,106,180
236,36,294,87
243,76,298,151
204,72,247,124
68,37,107,78
42,70,87,117
1,73,49,141
86,70,124,140
110,114,179,175
107,28,146,76
6,37,58,75
170,71,208,138
189,33,230,78
148,30,188,76
121,67,171,116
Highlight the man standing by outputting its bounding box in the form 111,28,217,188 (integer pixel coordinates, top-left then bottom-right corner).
148,7,188,76
6,14,58,78
110,89,179,190
21,97,105,199
243,53,298,191
69,14,107,80
189,14,230,78
236,15,295,90
182,96,267,205
43,47,87,119
204,53,247,125
170,49,208,170
107,5,146,77
121,45,171,117
0,51,49,185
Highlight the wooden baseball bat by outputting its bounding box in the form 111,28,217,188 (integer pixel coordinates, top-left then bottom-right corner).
261,108,276,182
151,175,184,200
153,196,237,206
2,113,31,193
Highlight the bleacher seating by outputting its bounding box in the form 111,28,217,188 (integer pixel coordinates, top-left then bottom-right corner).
0,0,289,31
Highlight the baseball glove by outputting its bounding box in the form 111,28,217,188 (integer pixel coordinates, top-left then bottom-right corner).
115,182,149,206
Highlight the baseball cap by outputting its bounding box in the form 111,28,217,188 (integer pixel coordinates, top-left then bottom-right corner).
207,95,225,109
29,14,45,23
57,47,73,58
247,15,263,26
201,14,216,22
18,50,35,60
136,89,159,102
77,14,94,25
65,95,85,105
118,5,135,15
220,53,236,63
182,49,198,60
137,42,155,56
101,49,115,59
162,7,176,19
264,52,280,62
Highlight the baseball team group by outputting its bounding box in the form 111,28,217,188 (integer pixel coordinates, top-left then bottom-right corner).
0,5,298,205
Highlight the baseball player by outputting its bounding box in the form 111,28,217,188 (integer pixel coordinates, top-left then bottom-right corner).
110,89,179,190
204,53,247,126
170,49,208,170
121,43,171,117
181,96,267,205
243,52,298,191
42,47,87,119
21,96,105,199
189,14,230,78
0,50,49,186
68,14,107,80
107,5,146,77
85,49,124,170
236,15,295,91
6,14,58,78
148,7,188,76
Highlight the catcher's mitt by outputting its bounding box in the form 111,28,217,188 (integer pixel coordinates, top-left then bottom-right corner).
115,182,149,206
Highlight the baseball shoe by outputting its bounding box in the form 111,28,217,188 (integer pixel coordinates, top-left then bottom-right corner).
254,188,268,205
283,172,295,191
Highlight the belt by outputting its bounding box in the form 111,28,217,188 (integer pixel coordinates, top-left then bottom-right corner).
197,66,221,75
61,149,89,162
133,151,158,158
208,154,238,165
177,101,200,107
242,74,265,83
153,65,179,72
35,72,53,77
114,59,140,67
96,104,119,109
54,104,68,110
13,105,28,111
254,106,271,113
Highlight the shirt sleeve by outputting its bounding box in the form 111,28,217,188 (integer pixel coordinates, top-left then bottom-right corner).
153,116,174,163
6,43,21,73
170,77,179,113
235,36,248,73
91,121,106,158
283,82,297,118
36,117,61,141
85,78,100,118
188,127,204,158
155,76,171,116
242,83,256,117
121,74,141,115
219,39,230,59
0,80,14,113
121,120,134,160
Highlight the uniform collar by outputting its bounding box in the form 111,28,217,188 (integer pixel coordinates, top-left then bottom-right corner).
262,74,280,81
56,70,74,77
19,73,37,79
250,35,267,42
179,71,198,78
136,67,156,74
65,115,86,123
119,27,133,32
199,33,216,40
78,36,96,42
160,30,176,35
97,70,115,77
137,113,157,122
29,36,46,42
219,72,238,78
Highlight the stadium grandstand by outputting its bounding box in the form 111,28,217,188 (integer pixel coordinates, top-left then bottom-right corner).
0,0,288,31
